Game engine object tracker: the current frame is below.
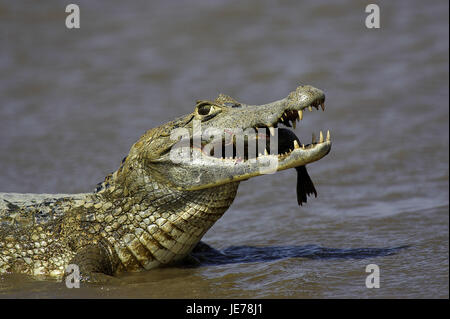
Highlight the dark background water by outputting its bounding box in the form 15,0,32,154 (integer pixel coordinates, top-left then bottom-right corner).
0,0,448,298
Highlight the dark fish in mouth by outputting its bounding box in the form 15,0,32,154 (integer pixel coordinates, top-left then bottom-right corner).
277,128,317,206
295,165,317,206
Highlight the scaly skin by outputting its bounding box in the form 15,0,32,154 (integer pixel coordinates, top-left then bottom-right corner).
0,85,331,280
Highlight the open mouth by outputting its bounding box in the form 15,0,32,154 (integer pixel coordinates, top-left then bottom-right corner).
196,98,331,164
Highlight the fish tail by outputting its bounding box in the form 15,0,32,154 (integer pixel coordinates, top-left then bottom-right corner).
296,166,317,206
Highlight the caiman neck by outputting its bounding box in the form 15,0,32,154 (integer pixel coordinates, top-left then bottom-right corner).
85,157,240,271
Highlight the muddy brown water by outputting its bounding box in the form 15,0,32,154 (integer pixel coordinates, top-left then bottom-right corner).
0,0,448,298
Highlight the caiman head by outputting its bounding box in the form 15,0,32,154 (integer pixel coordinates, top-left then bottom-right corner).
120,85,331,201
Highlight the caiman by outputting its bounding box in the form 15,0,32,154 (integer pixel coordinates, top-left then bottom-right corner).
0,85,331,281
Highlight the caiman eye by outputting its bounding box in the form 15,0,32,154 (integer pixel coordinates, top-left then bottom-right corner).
197,104,213,115
195,101,220,118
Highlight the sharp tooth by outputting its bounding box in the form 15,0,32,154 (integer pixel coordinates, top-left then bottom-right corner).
264,148,269,155
293,140,300,149
312,133,316,143
268,126,275,136
292,121,296,129
319,131,324,143
298,110,303,120
302,144,305,149
280,116,284,121
327,130,330,141
321,103,325,111
308,106,312,112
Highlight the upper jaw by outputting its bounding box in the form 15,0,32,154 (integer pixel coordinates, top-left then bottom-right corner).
264,86,325,130
147,85,331,190
153,85,329,160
